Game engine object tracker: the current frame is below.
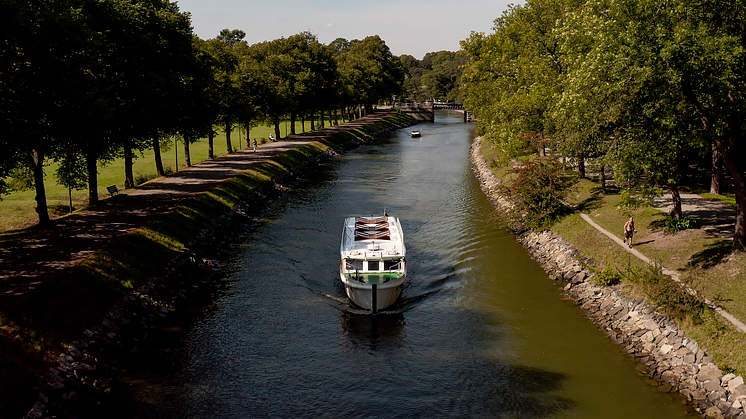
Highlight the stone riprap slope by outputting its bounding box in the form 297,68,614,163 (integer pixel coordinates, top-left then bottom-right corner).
24,117,418,419
470,136,746,419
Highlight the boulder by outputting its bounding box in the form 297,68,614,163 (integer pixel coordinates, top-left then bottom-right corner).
731,384,746,399
699,364,723,382
730,377,745,393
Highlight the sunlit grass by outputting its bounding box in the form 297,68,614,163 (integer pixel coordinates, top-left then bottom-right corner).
0,113,414,418
0,119,345,231
485,147,746,376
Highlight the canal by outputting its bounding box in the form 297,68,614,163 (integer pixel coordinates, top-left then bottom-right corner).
102,111,697,418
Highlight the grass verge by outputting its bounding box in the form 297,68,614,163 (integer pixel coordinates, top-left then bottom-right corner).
482,141,746,377
0,112,413,418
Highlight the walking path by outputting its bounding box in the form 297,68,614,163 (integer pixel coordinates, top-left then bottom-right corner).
569,198,746,334
0,112,393,306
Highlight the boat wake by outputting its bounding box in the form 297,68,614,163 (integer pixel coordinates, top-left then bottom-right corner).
307,286,439,315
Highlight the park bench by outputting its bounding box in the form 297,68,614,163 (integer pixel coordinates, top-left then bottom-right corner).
106,185,119,197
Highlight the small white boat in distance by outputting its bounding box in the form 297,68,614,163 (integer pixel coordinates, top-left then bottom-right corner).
411,130,421,137
340,215,406,312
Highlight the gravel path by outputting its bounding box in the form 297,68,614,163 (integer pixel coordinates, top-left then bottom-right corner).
0,113,392,304
652,190,736,240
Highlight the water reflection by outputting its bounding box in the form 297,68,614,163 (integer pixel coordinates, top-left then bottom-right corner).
339,312,406,351
97,112,699,419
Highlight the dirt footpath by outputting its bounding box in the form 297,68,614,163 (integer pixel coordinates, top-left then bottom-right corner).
0,113,392,305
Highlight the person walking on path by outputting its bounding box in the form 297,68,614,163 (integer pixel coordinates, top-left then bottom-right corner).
624,217,636,248
253,138,257,152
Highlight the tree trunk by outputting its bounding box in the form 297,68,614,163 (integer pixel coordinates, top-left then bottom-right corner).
225,121,233,153
310,112,315,131
320,110,325,128
600,165,606,191
236,122,242,150
577,153,586,178
87,150,99,206
208,129,214,159
30,148,50,225
669,182,683,220
153,135,164,176
710,141,722,194
680,79,745,250
124,140,134,188
301,115,305,132
184,137,191,167
290,113,296,135
273,116,281,141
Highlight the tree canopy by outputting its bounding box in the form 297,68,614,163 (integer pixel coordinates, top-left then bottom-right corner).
1,5,407,226
462,0,746,251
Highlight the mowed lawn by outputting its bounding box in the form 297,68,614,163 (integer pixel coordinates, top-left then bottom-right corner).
0,121,328,231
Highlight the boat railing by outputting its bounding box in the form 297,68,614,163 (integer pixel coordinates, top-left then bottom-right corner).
344,261,403,284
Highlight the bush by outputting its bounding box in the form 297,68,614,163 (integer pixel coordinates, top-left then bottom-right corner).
620,262,706,323
498,157,577,228
593,267,621,286
134,172,157,186
6,166,35,191
665,216,697,233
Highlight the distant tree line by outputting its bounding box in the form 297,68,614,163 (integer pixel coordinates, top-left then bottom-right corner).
398,51,468,103
0,0,403,225
461,0,746,251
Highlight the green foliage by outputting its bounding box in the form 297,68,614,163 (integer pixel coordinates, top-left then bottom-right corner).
498,157,577,228
665,216,697,233
593,266,621,286
617,185,662,212
5,166,34,192
620,262,707,323
399,51,467,102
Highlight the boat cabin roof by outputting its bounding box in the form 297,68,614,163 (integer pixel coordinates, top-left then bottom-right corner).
340,216,406,259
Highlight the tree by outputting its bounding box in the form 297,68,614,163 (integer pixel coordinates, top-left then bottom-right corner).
553,0,746,249
498,157,577,228
337,35,404,115
461,0,579,161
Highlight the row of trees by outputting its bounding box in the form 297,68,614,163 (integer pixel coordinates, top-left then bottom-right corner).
1,0,404,226
399,51,468,102
461,0,746,251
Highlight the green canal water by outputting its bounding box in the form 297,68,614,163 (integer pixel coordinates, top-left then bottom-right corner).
101,111,698,418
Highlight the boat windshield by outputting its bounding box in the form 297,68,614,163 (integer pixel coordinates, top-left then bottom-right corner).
345,259,363,271
383,259,401,271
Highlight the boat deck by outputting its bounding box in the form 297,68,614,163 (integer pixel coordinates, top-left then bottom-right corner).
341,216,405,259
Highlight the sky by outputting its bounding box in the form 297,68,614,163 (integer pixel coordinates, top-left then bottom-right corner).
174,0,517,59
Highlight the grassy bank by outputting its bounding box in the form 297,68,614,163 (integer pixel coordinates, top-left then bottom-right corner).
0,120,347,231
0,112,413,418
480,140,746,377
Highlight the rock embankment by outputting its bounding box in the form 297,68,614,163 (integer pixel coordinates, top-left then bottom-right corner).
25,118,417,419
469,136,746,419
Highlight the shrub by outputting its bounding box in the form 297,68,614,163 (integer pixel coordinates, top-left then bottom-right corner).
134,172,157,186
621,262,706,323
6,166,35,191
665,216,697,233
498,157,577,228
593,267,621,286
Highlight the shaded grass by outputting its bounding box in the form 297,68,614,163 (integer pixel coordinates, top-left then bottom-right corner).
0,119,349,232
552,193,746,376
686,187,737,207
0,112,413,419
484,148,746,376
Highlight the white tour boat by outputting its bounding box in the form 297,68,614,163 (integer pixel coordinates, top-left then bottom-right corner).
339,215,406,312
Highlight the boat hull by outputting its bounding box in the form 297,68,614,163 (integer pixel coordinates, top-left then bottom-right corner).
340,274,406,310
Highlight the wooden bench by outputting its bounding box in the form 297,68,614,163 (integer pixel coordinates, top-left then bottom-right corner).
106,185,119,197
